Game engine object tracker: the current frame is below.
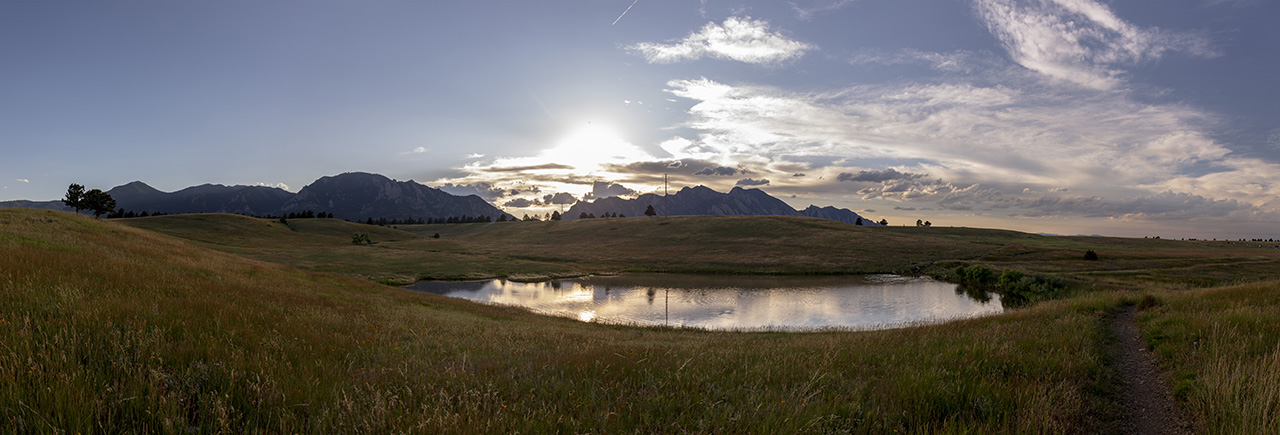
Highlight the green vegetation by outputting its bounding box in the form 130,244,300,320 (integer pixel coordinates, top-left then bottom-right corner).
4,209,1279,432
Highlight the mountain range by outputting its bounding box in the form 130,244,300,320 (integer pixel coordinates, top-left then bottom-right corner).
565,186,880,226
1,173,880,225
0,172,512,221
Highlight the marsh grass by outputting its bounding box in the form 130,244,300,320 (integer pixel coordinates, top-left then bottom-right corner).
3,209,1127,432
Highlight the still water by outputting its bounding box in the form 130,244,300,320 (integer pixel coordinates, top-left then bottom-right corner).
407,274,1002,331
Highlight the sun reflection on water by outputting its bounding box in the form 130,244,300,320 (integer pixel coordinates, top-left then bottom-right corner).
407,274,1001,331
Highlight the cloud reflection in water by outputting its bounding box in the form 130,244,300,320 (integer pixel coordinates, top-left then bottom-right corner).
406,274,1001,331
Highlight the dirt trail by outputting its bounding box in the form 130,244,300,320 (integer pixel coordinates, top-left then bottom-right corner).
1108,306,1192,434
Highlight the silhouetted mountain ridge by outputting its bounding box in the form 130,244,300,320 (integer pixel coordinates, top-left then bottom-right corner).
564,185,880,225
1,173,511,221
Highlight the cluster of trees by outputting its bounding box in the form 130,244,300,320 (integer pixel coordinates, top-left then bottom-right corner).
579,212,625,219
516,211,561,221
62,184,116,218
363,215,505,226
916,219,932,227
106,210,171,219
284,211,333,219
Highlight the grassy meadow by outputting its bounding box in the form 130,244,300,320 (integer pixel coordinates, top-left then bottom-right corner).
4,209,1279,432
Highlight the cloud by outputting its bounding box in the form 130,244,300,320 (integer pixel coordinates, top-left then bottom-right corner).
483,163,574,173
836,168,925,183
16,179,29,183
736,178,770,186
465,153,485,159
628,17,814,65
694,165,738,176
972,0,1217,89
1014,191,1259,221
791,0,856,20
583,181,637,200
849,49,996,73
436,182,509,201
542,192,578,205
253,182,290,191
503,198,541,208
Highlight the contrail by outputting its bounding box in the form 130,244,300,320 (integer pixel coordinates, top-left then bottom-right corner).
612,0,639,25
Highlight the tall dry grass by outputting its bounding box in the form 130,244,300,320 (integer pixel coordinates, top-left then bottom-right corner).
0,209,1128,432
1137,280,1280,434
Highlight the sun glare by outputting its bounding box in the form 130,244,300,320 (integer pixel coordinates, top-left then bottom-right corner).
538,122,651,172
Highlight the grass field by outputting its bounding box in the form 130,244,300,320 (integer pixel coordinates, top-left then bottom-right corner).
4,209,1278,432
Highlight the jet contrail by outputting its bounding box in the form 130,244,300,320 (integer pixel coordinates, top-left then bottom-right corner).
612,0,639,25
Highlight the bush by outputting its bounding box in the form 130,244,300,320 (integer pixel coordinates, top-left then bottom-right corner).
1084,250,1099,261
954,265,996,286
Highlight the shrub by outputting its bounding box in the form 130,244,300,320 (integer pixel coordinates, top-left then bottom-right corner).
1084,250,1099,261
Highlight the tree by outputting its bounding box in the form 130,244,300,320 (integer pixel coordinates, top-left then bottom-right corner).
83,189,116,219
916,219,924,227
879,219,888,225
855,217,863,226
62,184,86,213
550,210,561,221
1084,250,1099,261
644,205,657,217
924,220,932,227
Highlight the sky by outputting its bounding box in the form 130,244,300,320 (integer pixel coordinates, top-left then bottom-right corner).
3,0,1278,239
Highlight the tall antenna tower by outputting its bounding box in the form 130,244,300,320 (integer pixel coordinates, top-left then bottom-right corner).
663,173,669,218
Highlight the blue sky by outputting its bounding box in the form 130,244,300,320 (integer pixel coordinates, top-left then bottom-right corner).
3,0,1277,238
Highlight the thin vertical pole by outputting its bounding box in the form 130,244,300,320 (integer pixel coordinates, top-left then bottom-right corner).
664,173,669,218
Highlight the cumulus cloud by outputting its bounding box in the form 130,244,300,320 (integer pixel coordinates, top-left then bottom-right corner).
972,0,1217,89
629,17,814,65
583,181,637,200
664,75,1280,218
436,182,509,201
503,198,541,208
542,192,578,205
253,182,290,191
736,178,770,186
694,165,738,176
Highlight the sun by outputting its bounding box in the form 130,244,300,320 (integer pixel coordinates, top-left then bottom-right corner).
538,122,651,171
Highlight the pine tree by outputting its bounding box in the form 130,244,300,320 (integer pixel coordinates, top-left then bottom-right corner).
62,184,86,213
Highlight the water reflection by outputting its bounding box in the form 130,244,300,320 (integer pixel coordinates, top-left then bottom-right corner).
406,274,1002,331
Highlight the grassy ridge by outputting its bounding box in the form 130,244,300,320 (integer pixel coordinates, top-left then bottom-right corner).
5,209,1121,432
125,214,1280,290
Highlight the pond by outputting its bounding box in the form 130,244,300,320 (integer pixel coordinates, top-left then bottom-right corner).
406,274,1002,331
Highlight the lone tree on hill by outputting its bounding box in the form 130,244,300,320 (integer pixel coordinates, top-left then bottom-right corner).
855,217,863,226
879,218,888,225
62,184,87,213
83,189,116,219
644,204,657,217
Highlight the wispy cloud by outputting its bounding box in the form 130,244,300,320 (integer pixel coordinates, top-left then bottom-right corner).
659,74,1279,221
849,49,997,73
628,17,814,65
972,0,1218,89
16,179,30,183
790,0,855,20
